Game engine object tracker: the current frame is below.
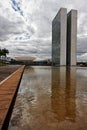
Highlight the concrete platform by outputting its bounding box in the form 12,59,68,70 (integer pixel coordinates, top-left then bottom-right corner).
0,65,25,130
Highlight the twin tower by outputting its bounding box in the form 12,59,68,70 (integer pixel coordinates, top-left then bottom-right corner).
52,8,77,66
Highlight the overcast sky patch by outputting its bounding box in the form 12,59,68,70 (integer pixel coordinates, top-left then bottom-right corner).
0,0,87,61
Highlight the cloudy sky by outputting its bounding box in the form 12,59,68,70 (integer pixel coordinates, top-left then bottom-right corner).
0,0,87,61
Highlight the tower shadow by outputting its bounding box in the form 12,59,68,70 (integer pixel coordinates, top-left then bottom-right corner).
51,67,76,122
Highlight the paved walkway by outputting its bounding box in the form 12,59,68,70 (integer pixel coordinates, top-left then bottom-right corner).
0,65,25,130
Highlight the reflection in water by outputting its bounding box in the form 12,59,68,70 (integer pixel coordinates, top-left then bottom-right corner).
8,66,87,130
51,67,76,122
66,67,76,122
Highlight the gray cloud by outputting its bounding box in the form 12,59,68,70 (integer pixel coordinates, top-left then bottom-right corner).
0,0,87,61
0,15,35,42
0,15,24,41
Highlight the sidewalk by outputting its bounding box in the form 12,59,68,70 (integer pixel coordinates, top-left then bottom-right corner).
0,65,25,130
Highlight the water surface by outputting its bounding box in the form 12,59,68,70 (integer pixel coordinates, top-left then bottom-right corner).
8,66,87,130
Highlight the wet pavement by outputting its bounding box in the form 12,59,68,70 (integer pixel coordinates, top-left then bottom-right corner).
8,66,87,130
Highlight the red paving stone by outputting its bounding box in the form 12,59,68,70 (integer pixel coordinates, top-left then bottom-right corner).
0,100,11,109
0,109,7,124
0,95,12,101
0,65,25,130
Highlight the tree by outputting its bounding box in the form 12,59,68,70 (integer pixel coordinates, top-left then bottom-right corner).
0,49,3,59
1,48,9,57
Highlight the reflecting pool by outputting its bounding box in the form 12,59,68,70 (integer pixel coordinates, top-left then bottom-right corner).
8,66,87,130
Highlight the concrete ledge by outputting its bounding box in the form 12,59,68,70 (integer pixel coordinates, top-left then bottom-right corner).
0,65,25,130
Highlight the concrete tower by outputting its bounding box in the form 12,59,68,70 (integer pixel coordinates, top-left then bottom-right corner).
52,8,67,66
67,10,77,66
52,8,77,66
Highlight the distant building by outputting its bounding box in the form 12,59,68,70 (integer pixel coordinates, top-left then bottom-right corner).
15,56,36,61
